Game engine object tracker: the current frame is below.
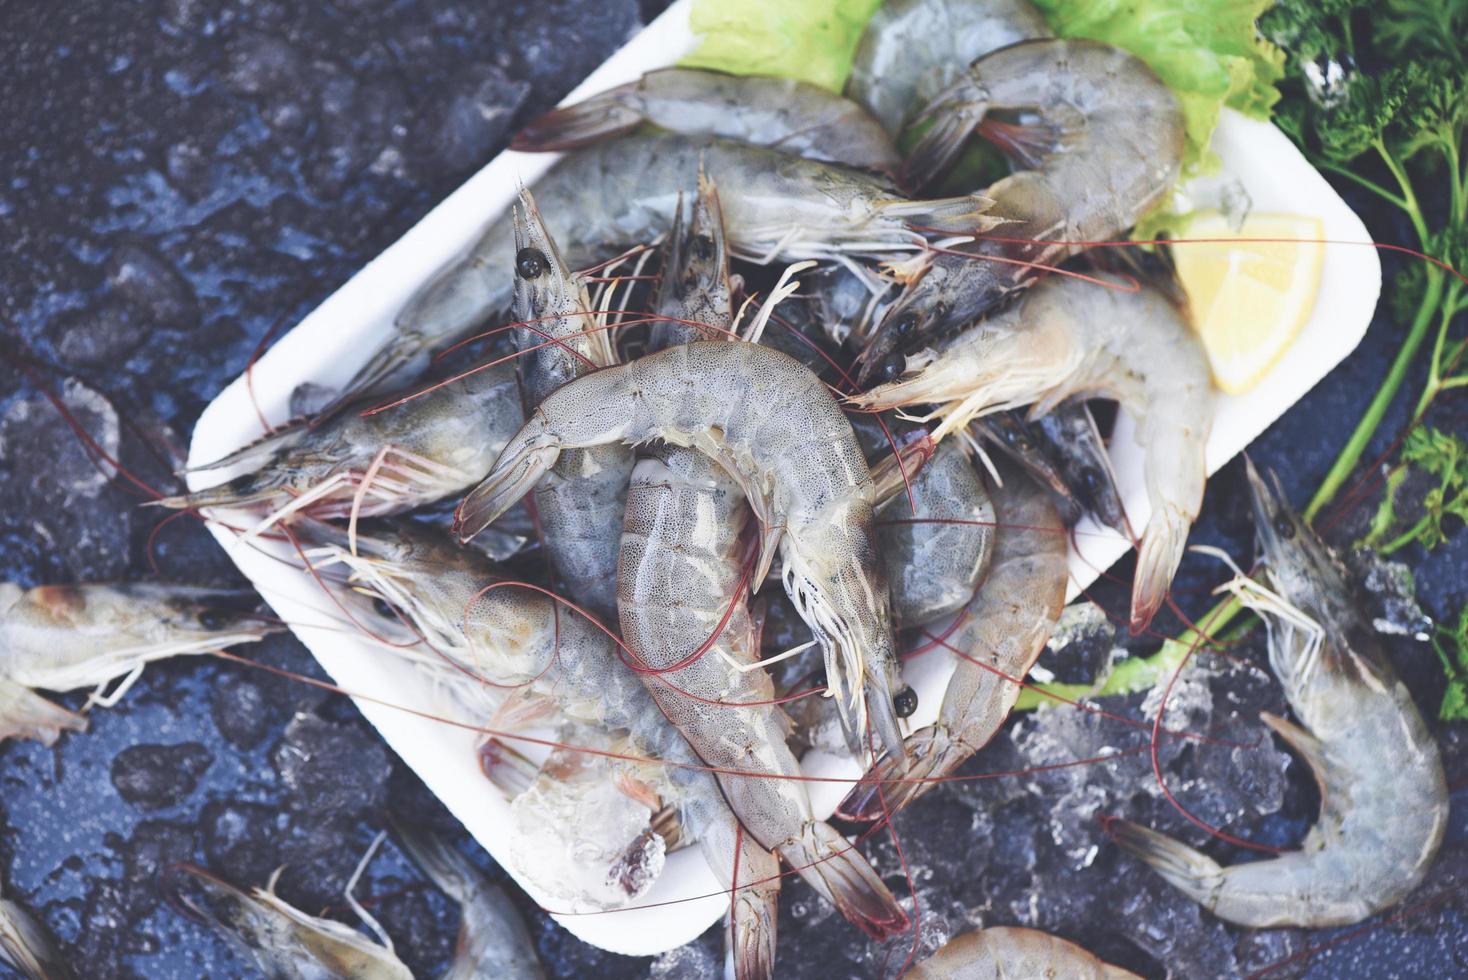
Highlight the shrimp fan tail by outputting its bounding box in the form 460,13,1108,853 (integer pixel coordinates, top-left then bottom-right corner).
778,822,908,941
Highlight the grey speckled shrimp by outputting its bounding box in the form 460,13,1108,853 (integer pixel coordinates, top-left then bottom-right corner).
907,926,1140,979
0,582,276,741
331,132,988,407
858,38,1183,385
649,172,735,350
456,341,913,763
845,0,1052,137
157,363,523,524
1110,461,1448,928
512,68,900,176
852,273,1215,633
619,445,907,942
843,463,1066,819
496,188,633,625
294,519,781,980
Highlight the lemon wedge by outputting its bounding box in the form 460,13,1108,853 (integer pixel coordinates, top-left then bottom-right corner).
1172,211,1326,395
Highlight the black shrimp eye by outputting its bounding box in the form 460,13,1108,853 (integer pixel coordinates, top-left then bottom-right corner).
1273,515,1296,540
198,610,227,630
1080,467,1104,495
873,355,905,385
515,247,548,280
893,684,919,718
691,234,714,261
372,597,397,619
892,313,918,338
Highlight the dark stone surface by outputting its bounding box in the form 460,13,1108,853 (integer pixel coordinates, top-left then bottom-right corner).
0,0,1464,978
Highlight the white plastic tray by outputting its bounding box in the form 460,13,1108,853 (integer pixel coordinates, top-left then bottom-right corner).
188,0,1380,956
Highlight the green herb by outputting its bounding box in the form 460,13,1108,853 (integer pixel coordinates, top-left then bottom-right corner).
1260,0,1468,521
1432,602,1468,721
1362,426,1468,553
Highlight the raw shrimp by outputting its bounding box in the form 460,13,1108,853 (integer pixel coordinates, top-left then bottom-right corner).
1110,461,1449,928
456,341,914,763
843,463,1066,818
500,188,633,624
648,173,735,349
0,582,276,736
845,0,1052,137
392,824,544,980
906,926,1140,979
0,676,86,746
858,39,1183,384
512,68,900,176
332,132,988,406
619,445,907,937
172,866,411,980
851,273,1214,632
293,519,784,978
971,411,1086,526
1,879,71,980
874,438,994,629
157,362,523,526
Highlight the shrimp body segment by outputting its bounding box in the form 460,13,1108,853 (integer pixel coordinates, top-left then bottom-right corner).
513,68,901,177
907,926,1140,980
1111,461,1449,928
860,38,1183,384
852,274,1215,632
457,341,912,763
844,465,1066,818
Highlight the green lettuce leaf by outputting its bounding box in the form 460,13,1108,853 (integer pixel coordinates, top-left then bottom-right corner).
681,0,882,92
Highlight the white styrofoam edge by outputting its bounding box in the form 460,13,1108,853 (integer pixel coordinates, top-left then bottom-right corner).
186,0,1382,953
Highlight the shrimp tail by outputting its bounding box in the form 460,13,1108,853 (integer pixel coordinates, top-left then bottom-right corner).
0,677,88,745
455,426,562,542
777,822,908,941
900,78,988,190
729,840,780,980
1106,818,1223,908
1129,503,1191,633
511,89,645,152
836,724,960,821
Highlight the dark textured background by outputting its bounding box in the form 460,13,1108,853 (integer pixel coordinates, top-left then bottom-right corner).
1,1,1465,977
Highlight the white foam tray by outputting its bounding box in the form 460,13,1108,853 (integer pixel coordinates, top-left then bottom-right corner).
188,0,1380,956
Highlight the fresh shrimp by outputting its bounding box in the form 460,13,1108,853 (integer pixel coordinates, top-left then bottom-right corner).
971,410,1086,526
0,582,276,736
291,519,783,978
1110,460,1449,928
851,273,1214,632
511,68,900,177
331,132,990,407
455,341,915,763
171,865,412,980
498,188,633,624
858,38,1184,385
156,363,523,527
391,823,545,980
648,173,735,349
1,877,72,980
845,0,1052,137
874,438,994,629
906,926,1140,980
843,463,1066,819
619,445,907,940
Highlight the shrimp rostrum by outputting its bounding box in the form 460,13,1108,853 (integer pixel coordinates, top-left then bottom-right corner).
1111,460,1448,928
852,273,1216,632
457,340,917,763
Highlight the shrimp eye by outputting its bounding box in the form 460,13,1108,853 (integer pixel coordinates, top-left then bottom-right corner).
516,247,548,280
372,597,397,619
198,610,228,630
1080,467,1104,495
892,313,918,338
893,685,918,718
873,355,905,385
1273,515,1296,540
691,235,714,261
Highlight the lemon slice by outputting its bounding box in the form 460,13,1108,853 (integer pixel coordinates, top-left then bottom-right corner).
1172,211,1326,394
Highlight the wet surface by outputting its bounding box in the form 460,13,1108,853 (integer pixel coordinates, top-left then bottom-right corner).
2,1,1466,977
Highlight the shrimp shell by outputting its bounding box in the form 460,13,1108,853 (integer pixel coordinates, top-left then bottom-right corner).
907,926,1140,979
